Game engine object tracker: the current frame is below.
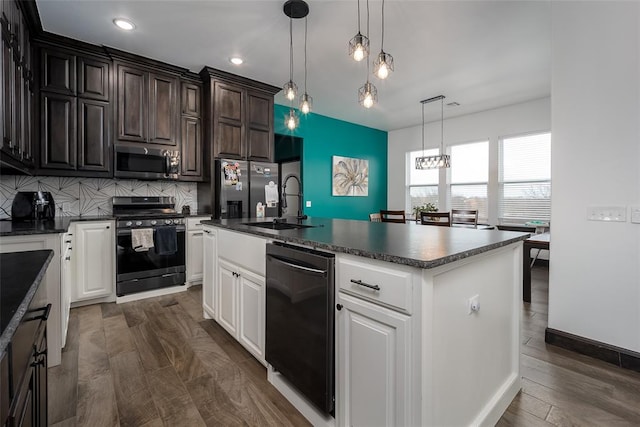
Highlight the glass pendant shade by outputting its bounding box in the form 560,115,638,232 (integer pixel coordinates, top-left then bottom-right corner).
373,51,394,80
358,81,377,109
415,154,451,170
299,93,313,114
285,108,299,130
283,80,298,101
349,32,370,62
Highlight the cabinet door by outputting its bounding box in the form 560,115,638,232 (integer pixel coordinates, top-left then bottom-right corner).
40,93,76,170
238,268,265,363
73,221,115,301
337,292,412,427
148,72,178,145
40,47,76,95
217,259,238,336
181,82,200,117
186,229,204,283
202,228,216,319
77,98,110,172
1,12,11,151
77,57,109,101
20,21,33,164
246,90,273,162
213,81,244,159
180,116,201,177
117,64,147,142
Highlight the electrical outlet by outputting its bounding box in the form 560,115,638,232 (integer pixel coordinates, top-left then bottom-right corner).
306,201,311,208
587,206,626,222
468,295,480,315
631,206,640,224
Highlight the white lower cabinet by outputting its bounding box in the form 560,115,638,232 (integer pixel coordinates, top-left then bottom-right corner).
202,226,216,319
217,257,266,364
60,232,74,348
337,292,412,427
186,217,208,284
72,220,115,302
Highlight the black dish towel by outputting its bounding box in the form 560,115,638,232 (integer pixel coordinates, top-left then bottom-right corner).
154,226,177,255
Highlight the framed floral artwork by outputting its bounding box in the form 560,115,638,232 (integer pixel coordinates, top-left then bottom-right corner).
332,155,369,196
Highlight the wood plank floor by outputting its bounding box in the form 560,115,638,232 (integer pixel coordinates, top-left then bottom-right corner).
48,268,640,426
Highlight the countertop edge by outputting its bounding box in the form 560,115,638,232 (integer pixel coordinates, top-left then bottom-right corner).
0,249,54,359
202,220,528,269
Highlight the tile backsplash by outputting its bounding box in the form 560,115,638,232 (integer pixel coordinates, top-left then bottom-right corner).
0,175,198,219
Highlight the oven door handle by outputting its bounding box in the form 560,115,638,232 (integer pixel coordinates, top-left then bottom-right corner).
117,226,186,236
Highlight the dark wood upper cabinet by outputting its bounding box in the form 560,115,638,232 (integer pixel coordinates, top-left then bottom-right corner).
117,64,147,143
148,72,178,145
181,116,201,177
41,48,76,95
213,81,244,159
200,67,279,163
246,90,273,162
116,63,178,146
77,57,109,101
78,98,109,172
181,82,200,117
40,92,76,170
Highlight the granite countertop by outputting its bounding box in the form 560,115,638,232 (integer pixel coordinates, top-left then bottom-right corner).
0,215,113,237
0,250,54,359
202,217,530,269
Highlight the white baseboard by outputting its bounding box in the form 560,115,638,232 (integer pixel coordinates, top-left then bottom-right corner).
473,373,521,427
267,365,335,427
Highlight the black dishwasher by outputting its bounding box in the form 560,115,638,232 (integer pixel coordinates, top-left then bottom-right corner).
265,242,335,415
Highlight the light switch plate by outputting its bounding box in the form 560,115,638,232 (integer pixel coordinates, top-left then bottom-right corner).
630,206,640,224
587,206,626,222
306,201,312,208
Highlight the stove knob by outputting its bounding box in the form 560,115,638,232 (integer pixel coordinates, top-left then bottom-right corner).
135,221,143,226
174,218,182,225
165,219,172,225
150,220,157,225
126,221,133,227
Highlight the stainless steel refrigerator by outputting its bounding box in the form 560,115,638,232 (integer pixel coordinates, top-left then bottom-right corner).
215,159,279,219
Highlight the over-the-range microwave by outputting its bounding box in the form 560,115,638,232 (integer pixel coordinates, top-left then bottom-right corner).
114,145,180,180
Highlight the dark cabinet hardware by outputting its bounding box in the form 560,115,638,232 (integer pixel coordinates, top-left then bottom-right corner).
336,304,343,311
350,279,381,291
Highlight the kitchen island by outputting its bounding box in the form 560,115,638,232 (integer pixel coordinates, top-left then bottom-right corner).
201,217,528,427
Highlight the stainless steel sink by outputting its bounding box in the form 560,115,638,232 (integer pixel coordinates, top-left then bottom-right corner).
243,221,314,231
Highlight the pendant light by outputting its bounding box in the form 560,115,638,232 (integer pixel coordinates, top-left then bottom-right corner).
348,0,369,62
282,0,309,130
299,17,313,114
373,0,394,80
358,0,377,109
282,15,298,102
415,95,451,169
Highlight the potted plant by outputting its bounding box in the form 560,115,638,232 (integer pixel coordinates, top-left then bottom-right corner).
412,203,438,222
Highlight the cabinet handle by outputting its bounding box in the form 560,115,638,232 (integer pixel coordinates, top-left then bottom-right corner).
65,256,71,261
350,279,381,291
65,240,72,243
27,304,52,322
192,232,203,236
31,357,45,367
204,229,211,234
336,304,343,311
106,225,110,229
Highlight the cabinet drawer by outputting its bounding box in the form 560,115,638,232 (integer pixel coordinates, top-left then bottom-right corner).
337,255,414,314
186,216,208,230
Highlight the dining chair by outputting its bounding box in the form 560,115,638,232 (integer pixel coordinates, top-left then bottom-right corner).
451,209,478,228
380,210,406,223
420,211,451,226
369,213,382,222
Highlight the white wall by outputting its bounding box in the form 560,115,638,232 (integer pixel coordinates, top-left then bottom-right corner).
387,97,550,225
549,2,640,352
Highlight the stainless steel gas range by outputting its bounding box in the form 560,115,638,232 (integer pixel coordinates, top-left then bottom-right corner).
113,196,186,296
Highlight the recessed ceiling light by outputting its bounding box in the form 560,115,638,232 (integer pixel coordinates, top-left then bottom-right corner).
113,18,135,31
229,57,243,65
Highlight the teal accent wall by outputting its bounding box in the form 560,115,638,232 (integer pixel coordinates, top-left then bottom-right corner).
274,104,388,220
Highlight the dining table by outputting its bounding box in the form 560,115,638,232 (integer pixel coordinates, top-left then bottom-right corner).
523,232,550,303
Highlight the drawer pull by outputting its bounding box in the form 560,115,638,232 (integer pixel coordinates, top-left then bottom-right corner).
204,229,211,234
350,279,380,291
27,303,52,322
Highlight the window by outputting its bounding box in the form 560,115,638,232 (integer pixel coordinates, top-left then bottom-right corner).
449,141,489,222
407,149,439,210
499,132,551,223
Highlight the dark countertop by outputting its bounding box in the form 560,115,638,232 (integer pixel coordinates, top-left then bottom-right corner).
0,216,112,237
0,250,54,358
202,217,530,270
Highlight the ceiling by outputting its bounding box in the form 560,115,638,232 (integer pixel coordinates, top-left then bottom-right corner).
35,0,551,131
